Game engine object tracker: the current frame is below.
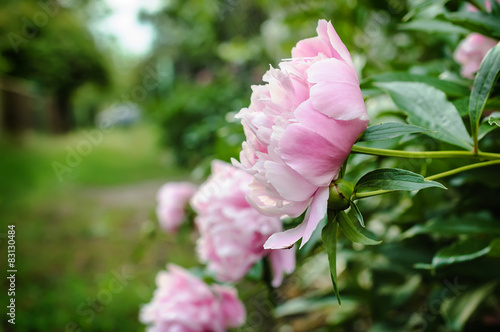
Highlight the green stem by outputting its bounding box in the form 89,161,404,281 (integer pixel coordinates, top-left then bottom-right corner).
353,160,500,200
351,145,500,160
425,160,500,181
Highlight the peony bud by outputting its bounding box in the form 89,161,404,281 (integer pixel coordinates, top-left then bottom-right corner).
328,179,354,210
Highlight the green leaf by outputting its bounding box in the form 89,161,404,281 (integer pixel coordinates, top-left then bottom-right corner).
441,282,498,331
443,11,500,39
349,201,365,227
469,43,500,147
322,217,341,305
402,214,500,238
369,72,470,97
245,260,263,281
362,122,428,142
453,97,470,117
377,82,473,150
468,0,488,12
478,112,500,140
275,296,359,322
488,238,500,257
400,19,470,34
432,238,491,268
338,211,381,245
492,0,500,15
355,168,447,192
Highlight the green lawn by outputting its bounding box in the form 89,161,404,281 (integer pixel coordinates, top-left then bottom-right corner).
1,124,199,331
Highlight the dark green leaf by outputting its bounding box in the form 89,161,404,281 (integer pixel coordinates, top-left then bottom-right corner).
369,72,470,97
488,238,500,257
432,238,491,268
355,168,447,192
441,282,498,331
361,88,383,98
402,215,500,238
350,201,365,227
403,0,451,21
338,211,381,245
443,12,500,39
453,97,470,117
478,113,500,140
400,19,470,34
469,43,500,146
377,82,473,150
491,0,500,15
362,123,428,141
322,216,341,305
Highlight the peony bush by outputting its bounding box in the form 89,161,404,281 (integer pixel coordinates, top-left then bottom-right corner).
142,4,500,330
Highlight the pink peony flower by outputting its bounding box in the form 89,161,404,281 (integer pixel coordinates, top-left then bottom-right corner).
233,19,369,250
139,264,246,332
156,182,197,232
454,34,498,79
191,160,295,287
455,1,499,79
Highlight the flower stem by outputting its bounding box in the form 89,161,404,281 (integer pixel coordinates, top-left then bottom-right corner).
351,145,500,160
425,160,500,181
353,160,500,200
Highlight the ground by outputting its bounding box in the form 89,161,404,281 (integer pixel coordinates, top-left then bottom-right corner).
0,124,197,331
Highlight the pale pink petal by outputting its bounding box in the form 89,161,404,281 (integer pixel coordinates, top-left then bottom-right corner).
268,247,296,287
310,81,367,121
324,19,354,66
245,191,311,218
300,186,329,248
280,123,347,187
294,100,345,143
214,285,247,327
264,221,308,249
263,161,319,201
292,35,333,58
292,20,354,66
307,58,359,85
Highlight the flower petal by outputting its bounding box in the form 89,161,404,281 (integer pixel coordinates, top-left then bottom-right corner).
300,186,329,248
263,161,318,201
268,247,296,287
280,123,347,187
310,81,367,121
307,58,359,85
264,221,307,249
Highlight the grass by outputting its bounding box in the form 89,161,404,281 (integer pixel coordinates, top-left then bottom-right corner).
0,123,197,332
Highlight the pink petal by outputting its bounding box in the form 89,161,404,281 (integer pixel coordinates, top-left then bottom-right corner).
214,285,247,328
307,58,359,85
310,81,367,121
323,19,354,66
264,221,307,249
279,123,347,187
300,186,329,248
294,100,345,143
292,35,333,58
291,20,354,66
245,191,311,218
268,247,296,287
263,161,318,201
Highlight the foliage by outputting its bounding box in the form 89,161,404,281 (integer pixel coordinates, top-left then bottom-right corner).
141,1,500,331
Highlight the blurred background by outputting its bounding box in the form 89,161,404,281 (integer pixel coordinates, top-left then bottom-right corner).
2,0,499,331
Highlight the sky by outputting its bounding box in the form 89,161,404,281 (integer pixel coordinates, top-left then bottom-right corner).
96,0,162,55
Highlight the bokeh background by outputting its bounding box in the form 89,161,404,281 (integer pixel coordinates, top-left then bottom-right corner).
2,0,499,331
